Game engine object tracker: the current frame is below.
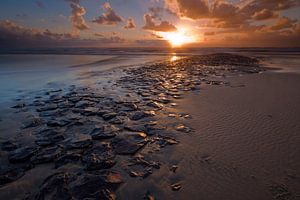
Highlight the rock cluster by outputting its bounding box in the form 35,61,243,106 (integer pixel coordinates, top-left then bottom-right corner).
1,53,262,199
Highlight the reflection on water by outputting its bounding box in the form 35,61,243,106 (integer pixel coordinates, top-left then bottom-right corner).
170,55,179,62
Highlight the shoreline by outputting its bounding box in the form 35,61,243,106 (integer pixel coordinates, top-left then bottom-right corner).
0,53,299,200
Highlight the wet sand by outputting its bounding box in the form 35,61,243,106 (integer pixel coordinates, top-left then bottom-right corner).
175,72,300,200
115,72,300,200
0,53,299,200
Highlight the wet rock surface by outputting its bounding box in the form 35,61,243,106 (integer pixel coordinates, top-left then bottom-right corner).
82,143,116,170
1,54,264,199
112,132,148,155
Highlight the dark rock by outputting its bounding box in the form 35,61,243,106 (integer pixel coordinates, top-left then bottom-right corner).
36,104,58,112
57,101,74,109
81,107,99,116
68,171,122,200
34,172,74,200
54,153,82,168
35,130,65,146
175,124,192,133
124,122,147,132
117,102,138,111
0,166,25,186
31,146,64,164
144,191,155,200
82,143,116,170
22,117,43,129
129,111,155,121
170,165,178,173
90,125,118,140
171,182,182,191
9,146,39,163
102,112,117,121
11,103,25,109
129,169,152,178
75,100,91,108
108,116,123,124
269,184,291,200
66,124,96,135
146,101,163,109
68,96,81,103
128,155,160,169
1,141,18,151
47,118,71,127
157,97,171,104
112,132,147,155
66,139,92,149
155,136,178,147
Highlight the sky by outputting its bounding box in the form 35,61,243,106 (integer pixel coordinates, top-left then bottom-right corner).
0,0,300,48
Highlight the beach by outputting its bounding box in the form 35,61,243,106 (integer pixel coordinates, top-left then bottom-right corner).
0,49,299,200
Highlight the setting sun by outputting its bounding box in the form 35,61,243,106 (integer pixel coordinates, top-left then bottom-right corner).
158,27,198,47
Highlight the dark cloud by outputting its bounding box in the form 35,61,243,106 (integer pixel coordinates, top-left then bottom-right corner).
0,20,74,47
148,7,164,19
165,0,209,19
92,2,123,25
142,13,177,32
124,17,136,29
165,0,300,29
35,0,45,9
0,20,125,48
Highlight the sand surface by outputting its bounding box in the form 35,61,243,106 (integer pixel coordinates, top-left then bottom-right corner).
115,72,300,200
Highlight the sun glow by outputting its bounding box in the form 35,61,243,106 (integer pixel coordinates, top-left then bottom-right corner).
158,27,197,47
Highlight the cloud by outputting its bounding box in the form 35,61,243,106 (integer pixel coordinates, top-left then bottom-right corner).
92,2,123,25
0,20,74,47
165,0,300,29
165,0,209,19
252,9,278,20
124,17,136,29
35,0,45,9
204,32,215,36
269,16,297,30
69,1,89,33
142,13,177,32
148,7,164,19
0,20,126,48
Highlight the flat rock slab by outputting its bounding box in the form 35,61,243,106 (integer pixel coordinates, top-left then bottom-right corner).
32,170,122,200
31,146,64,164
9,146,39,163
66,138,92,149
0,166,25,186
129,111,155,121
35,130,65,146
112,132,148,155
90,125,118,140
54,153,82,169
22,117,43,129
1,141,18,151
82,143,116,170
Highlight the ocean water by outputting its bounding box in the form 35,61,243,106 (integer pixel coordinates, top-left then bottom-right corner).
0,47,299,103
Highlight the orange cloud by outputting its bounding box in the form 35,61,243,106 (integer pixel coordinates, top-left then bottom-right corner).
252,9,278,20
124,17,136,29
92,2,123,25
69,1,89,32
142,13,177,32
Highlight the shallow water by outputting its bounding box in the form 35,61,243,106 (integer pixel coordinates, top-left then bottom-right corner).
0,54,164,103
